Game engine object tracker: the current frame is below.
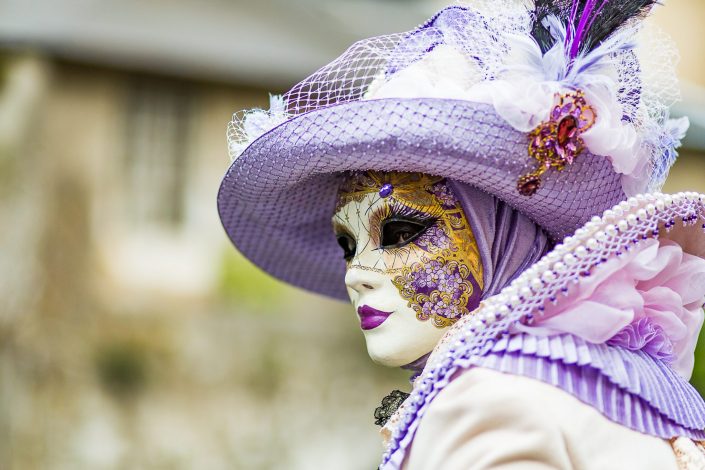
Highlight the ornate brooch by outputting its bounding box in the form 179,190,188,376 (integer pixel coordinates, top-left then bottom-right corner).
374,389,409,426
517,90,596,196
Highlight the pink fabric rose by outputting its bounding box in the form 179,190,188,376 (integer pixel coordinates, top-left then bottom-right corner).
515,238,705,379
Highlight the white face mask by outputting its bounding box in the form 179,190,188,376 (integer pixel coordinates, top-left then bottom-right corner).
333,172,484,367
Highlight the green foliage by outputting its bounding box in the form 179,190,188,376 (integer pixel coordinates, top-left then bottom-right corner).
216,248,288,311
690,318,705,397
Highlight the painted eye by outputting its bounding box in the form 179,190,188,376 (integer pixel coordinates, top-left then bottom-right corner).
337,234,356,260
381,220,428,248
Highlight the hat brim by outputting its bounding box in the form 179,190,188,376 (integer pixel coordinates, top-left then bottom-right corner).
217,98,625,300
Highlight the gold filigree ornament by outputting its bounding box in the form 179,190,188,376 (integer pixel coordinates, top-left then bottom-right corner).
517,90,597,197
336,172,443,213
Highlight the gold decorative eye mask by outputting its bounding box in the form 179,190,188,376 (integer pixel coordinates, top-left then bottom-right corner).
334,171,484,327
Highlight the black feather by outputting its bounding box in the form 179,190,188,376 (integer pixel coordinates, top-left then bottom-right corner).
578,0,659,53
530,0,571,54
530,0,660,55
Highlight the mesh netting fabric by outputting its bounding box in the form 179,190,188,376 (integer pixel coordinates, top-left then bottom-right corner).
636,24,685,193
227,4,531,157
637,24,681,120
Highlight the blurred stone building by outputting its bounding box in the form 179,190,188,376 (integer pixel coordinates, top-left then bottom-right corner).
0,1,704,469
0,50,408,469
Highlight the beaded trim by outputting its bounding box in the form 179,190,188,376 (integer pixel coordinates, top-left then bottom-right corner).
380,192,705,469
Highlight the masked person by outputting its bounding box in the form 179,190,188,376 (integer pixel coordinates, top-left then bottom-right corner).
217,2,705,468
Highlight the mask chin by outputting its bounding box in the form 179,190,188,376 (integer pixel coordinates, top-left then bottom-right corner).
365,342,420,368
361,315,447,368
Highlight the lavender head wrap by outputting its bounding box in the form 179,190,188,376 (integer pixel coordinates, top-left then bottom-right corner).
448,180,552,298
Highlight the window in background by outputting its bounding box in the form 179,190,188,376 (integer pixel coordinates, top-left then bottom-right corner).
123,79,192,229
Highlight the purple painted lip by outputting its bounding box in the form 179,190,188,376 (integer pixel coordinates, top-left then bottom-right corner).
357,305,393,330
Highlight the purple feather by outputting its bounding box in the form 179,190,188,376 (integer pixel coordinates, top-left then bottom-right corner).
567,0,609,59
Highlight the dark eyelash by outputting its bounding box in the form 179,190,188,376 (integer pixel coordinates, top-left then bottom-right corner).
386,200,441,224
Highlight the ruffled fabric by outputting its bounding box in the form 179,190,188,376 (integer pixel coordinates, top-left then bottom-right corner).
581,86,641,176
515,238,705,379
608,318,675,362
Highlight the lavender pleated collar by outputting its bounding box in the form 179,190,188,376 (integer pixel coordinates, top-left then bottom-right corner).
382,336,705,470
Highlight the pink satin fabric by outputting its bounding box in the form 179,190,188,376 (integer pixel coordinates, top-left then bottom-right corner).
515,238,705,379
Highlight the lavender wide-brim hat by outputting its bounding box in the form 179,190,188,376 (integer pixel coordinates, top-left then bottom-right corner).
217,5,685,300
217,98,623,299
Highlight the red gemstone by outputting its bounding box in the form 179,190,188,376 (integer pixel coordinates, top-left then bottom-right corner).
517,175,541,196
556,115,578,147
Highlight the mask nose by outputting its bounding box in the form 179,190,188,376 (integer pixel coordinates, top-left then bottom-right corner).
345,265,382,294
